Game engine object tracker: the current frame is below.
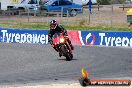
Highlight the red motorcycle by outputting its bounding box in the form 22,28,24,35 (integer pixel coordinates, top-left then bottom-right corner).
52,33,73,61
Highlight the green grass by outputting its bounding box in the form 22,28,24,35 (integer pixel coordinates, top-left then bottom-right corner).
0,23,132,32
0,23,49,29
65,25,132,32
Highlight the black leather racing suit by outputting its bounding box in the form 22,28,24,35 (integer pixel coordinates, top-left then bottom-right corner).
48,25,73,51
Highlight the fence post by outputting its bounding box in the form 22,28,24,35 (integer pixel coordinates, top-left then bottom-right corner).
67,10,69,17
28,8,30,22
123,4,125,11
34,10,36,16
61,7,63,18
88,11,91,24
111,5,113,27
98,4,100,11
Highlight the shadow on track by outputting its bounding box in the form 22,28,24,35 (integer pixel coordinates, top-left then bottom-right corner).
58,58,78,61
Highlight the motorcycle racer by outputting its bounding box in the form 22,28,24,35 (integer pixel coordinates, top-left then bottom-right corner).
48,20,74,57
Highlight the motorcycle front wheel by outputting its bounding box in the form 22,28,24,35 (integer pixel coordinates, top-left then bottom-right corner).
60,45,73,61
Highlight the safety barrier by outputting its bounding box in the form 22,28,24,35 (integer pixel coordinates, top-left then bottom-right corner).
0,28,48,44
0,28,132,47
71,31,132,47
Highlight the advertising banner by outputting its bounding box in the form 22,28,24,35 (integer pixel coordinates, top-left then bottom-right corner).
0,28,132,47
79,31,132,47
0,28,49,45
67,30,82,45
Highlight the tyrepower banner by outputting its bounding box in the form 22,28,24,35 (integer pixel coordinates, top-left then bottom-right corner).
0,28,132,47
76,31,132,47
0,28,48,44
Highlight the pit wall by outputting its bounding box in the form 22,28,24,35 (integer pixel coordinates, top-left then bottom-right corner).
0,28,132,47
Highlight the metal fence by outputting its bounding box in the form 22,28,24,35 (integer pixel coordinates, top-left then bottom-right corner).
0,4,131,28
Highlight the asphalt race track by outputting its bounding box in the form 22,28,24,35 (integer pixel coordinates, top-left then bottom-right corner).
0,43,132,85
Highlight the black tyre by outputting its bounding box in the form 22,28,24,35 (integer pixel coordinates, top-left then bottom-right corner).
69,9,77,17
61,45,72,61
66,53,73,61
61,45,67,56
79,78,91,87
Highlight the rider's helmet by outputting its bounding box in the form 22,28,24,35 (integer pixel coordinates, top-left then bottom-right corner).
50,20,58,29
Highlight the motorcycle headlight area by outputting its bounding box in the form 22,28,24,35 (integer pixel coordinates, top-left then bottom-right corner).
60,38,65,43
